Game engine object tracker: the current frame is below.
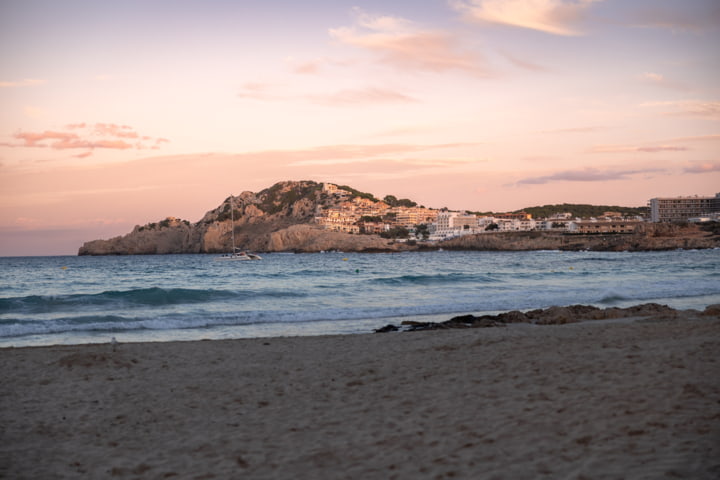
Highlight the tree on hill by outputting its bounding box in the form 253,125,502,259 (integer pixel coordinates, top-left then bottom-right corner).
380,226,410,239
513,204,648,219
383,195,417,208
415,223,430,240
338,185,379,202
257,181,323,214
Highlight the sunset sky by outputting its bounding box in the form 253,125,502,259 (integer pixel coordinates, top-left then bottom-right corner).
1,0,719,255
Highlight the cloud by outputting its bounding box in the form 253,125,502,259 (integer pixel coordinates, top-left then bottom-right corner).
640,100,720,119
540,126,606,134
237,82,283,101
307,87,418,106
517,166,663,184
638,72,688,91
589,144,688,154
329,8,488,75
238,82,418,107
1,123,169,157
499,50,547,71
370,124,442,138
451,0,603,36
286,56,353,75
293,61,321,75
0,78,46,88
683,162,720,174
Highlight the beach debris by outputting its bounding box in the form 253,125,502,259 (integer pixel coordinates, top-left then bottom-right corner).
400,316,506,331
374,324,399,333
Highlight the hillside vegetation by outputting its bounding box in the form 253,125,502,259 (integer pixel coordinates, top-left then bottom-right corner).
514,204,648,219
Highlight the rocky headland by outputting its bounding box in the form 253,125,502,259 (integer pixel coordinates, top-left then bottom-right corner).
79,181,405,255
78,180,720,255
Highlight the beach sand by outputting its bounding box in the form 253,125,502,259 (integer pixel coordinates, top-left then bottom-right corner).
2,315,719,479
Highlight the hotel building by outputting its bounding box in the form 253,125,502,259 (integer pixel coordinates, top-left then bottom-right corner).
648,194,720,222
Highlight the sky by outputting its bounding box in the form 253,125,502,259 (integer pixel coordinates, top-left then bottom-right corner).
1,0,719,255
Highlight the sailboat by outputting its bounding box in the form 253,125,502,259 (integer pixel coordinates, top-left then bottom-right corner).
215,195,262,261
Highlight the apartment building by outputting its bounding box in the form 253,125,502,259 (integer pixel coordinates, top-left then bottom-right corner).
390,207,438,228
431,211,483,239
496,218,538,231
648,194,720,222
493,212,532,220
568,220,643,234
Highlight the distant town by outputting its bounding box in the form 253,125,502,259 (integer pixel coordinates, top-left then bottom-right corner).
315,184,720,242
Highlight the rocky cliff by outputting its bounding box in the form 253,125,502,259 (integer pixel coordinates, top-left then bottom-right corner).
78,181,406,255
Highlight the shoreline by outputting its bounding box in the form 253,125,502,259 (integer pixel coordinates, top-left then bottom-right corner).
2,302,719,349
2,313,719,479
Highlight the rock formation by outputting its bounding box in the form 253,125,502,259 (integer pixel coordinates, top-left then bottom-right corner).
79,181,406,255
374,303,720,332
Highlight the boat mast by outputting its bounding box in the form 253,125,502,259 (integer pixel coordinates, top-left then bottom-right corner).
230,195,236,252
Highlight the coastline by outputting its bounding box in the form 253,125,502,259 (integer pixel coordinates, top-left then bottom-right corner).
78,221,720,255
2,312,719,479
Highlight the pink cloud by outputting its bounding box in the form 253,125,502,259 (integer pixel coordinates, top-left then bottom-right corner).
14,131,78,147
636,146,687,153
0,78,46,88
330,9,489,75
541,126,606,134
308,87,418,106
452,0,603,36
237,82,285,101
517,166,665,185
641,100,720,119
293,61,321,75
638,72,688,91
499,50,547,71
93,123,139,139
3,123,168,156
589,144,688,154
683,162,720,174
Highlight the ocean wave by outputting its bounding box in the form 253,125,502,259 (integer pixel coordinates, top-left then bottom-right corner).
0,287,305,314
371,272,498,286
598,293,631,304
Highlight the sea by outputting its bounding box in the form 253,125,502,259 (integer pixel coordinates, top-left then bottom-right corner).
1,249,719,348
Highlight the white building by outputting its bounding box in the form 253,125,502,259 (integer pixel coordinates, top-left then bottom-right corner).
496,218,538,231
431,211,483,240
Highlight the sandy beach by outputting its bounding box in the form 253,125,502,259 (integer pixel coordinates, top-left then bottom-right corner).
2,314,719,479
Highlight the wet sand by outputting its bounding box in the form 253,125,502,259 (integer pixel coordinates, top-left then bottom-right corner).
1,314,719,479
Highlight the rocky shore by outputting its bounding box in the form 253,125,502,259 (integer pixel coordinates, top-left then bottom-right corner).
375,303,720,332
436,222,720,252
